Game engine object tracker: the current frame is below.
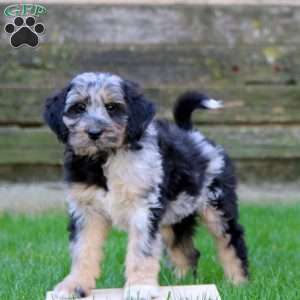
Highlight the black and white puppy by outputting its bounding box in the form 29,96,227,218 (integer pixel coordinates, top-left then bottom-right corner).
44,72,248,299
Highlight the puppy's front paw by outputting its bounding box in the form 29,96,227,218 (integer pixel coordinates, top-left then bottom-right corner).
53,274,94,299
124,284,159,300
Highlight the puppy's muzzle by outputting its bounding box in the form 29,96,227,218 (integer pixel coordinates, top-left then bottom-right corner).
85,118,108,141
87,128,103,140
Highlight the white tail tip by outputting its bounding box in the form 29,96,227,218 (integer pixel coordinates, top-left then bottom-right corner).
203,99,223,109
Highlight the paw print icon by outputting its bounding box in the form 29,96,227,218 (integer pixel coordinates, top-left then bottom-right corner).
4,16,45,48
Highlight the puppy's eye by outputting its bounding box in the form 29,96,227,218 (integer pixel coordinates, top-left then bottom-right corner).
105,103,123,114
67,103,86,115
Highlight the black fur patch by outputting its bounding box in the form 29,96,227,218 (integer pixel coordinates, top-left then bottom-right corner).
68,211,81,242
74,286,87,298
64,148,108,190
173,91,212,130
172,214,198,246
226,218,249,277
43,85,71,143
122,80,156,149
147,119,210,246
148,204,166,242
172,214,200,271
156,120,208,201
208,155,248,277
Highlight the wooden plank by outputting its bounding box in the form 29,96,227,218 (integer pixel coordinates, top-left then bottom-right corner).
0,127,63,165
1,158,299,182
1,126,300,165
46,285,221,300
0,44,299,87
154,85,300,125
1,86,300,126
1,5,300,46
0,88,50,125
0,165,62,182
236,159,300,182
201,126,300,159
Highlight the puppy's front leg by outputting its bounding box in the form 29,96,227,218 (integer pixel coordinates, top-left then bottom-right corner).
54,209,110,299
124,208,162,300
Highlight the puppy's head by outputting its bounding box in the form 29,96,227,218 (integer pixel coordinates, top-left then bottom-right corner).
44,72,155,155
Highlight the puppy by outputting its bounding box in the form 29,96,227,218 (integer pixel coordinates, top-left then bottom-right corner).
44,72,248,299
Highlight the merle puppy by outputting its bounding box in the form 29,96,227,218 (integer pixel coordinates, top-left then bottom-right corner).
44,72,248,299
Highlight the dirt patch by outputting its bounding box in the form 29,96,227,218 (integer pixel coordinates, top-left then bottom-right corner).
238,183,300,203
0,182,66,213
0,181,299,214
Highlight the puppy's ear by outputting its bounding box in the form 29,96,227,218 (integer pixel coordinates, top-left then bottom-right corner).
43,85,71,143
123,80,156,148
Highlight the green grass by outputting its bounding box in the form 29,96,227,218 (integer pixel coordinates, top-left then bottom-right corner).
1,203,300,300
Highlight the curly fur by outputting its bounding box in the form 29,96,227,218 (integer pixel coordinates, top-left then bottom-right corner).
44,72,249,299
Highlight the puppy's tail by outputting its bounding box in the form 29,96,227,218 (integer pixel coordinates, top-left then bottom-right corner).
173,91,223,130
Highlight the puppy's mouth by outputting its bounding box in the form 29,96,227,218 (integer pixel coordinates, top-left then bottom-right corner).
95,127,125,148
68,127,125,156
85,134,122,152
94,135,123,149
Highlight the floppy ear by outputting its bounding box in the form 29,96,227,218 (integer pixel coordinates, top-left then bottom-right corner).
43,85,71,143
123,80,156,149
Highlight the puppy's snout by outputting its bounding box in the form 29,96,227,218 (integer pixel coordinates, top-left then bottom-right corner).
87,128,103,140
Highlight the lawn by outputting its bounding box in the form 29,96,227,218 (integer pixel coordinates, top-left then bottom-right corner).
1,203,300,300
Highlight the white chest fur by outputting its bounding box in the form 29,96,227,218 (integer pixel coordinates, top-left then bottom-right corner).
68,131,163,231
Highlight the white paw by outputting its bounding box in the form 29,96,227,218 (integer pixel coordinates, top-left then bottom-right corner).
124,284,160,300
53,275,94,299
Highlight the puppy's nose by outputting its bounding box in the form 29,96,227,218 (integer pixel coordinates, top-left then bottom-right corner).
87,129,103,140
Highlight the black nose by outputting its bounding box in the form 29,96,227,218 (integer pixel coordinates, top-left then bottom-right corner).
87,129,103,140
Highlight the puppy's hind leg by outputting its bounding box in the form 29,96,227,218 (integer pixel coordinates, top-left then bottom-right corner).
201,193,249,284
161,214,200,278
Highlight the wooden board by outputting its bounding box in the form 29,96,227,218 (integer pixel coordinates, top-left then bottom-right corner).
0,44,299,87
1,85,300,125
46,285,221,300
1,126,300,165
